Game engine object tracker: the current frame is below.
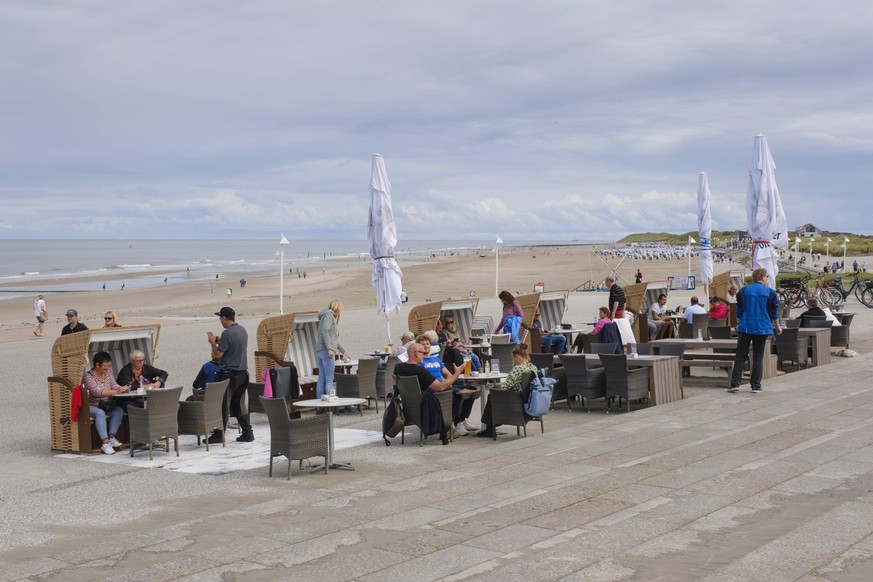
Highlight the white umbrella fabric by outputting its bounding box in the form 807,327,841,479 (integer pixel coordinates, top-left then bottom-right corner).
697,172,713,294
747,134,788,289
368,154,403,343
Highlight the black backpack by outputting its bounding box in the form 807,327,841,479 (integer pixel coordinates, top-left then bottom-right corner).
382,394,405,446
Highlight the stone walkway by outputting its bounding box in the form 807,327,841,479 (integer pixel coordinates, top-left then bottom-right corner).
5,354,873,581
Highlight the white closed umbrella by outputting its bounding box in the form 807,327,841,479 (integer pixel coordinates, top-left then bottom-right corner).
747,134,788,288
697,172,713,299
368,154,403,343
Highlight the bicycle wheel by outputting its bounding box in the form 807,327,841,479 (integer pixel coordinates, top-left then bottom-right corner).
861,287,873,308
818,288,841,308
854,284,865,304
788,288,806,309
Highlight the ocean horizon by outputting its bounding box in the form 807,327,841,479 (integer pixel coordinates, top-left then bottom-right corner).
0,238,606,299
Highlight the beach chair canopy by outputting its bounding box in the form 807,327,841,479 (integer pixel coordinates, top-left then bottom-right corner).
623,281,669,315
87,325,162,379
712,270,745,300
513,292,541,330
440,298,479,340
255,313,295,380
537,290,569,330
408,301,445,337
287,311,320,380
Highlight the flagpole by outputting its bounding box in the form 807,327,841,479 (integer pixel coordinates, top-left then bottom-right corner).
278,234,289,314
495,235,503,296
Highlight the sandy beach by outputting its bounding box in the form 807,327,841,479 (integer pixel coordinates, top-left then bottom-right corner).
5,244,873,579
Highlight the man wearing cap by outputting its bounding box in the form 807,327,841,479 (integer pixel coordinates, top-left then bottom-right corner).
207,307,253,442
61,309,88,336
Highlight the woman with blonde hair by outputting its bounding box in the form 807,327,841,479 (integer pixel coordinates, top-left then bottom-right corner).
103,311,121,327
476,342,538,438
315,298,351,399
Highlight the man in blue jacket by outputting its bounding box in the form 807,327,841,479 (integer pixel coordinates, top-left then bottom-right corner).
727,268,782,394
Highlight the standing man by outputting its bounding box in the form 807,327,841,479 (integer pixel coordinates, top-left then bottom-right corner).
207,307,254,442
33,294,48,337
727,268,781,394
635,269,643,284
61,309,88,335
605,276,626,320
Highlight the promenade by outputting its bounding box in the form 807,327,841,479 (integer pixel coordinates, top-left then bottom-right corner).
4,345,873,580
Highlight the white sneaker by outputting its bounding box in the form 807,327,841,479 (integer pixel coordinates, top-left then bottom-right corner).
108,437,122,447
101,443,115,455
454,423,469,436
463,419,480,432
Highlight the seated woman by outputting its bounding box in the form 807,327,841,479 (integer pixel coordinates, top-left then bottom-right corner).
572,307,612,352
709,297,728,322
83,351,131,455
417,332,478,436
116,349,169,410
438,316,481,371
476,343,538,438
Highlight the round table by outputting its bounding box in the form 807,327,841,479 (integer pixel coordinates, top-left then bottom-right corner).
292,397,367,471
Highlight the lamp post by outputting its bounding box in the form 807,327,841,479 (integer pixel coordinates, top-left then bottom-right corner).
809,237,814,261
495,235,503,296
278,234,289,313
793,237,800,272
844,237,850,265
825,237,832,262
687,235,696,278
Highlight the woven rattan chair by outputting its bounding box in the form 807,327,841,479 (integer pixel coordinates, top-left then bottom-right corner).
589,342,620,355
177,379,228,450
774,327,808,371
598,354,650,413
490,372,544,439
397,376,424,446
128,386,183,460
335,357,379,414
259,396,329,478
709,326,733,339
529,352,556,371
559,354,606,412
490,343,515,374
831,313,853,348
376,356,399,406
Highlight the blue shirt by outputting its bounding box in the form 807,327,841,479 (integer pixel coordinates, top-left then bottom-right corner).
422,355,444,380
736,282,779,335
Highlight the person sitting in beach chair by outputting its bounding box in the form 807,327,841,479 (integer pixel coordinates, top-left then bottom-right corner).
531,308,567,354
647,294,674,339
437,316,481,371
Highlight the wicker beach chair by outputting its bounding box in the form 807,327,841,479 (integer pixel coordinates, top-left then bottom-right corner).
408,301,444,336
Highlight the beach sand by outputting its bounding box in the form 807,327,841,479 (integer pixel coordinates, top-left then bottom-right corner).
5,245,873,578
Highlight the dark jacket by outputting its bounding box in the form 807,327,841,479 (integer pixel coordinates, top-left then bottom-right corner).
116,362,168,388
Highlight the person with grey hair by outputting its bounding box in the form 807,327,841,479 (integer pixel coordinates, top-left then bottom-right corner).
798,297,825,327
115,349,168,411
391,331,415,360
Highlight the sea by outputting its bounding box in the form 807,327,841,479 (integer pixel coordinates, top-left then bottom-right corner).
0,239,594,300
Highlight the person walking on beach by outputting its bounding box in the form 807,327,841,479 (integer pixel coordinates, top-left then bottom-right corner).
605,276,626,319
207,307,254,442
61,309,88,335
727,268,781,394
315,299,350,400
33,294,47,337
635,270,643,284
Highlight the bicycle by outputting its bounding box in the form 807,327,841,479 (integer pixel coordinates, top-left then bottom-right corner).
831,274,873,308
782,276,839,309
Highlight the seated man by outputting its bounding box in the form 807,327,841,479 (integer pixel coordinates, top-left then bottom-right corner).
417,332,478,436
394,342,465,444
391,331,415,360
798,298,825,327
680,296,708,336
531,308,567,354
193,356,221,390
647,294,674,339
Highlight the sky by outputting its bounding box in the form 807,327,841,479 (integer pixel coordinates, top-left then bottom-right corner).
1,1,872,242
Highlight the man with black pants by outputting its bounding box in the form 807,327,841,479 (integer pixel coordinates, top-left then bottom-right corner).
727,268,782,394
207,307,254,442
605,276,626,319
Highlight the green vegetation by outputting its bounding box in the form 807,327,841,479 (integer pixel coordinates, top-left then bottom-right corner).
619,230,873,255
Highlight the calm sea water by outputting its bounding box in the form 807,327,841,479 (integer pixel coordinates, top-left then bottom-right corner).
0,239,592,298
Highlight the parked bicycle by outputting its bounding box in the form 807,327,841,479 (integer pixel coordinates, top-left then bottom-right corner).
781,276,840,309
831,274,873,308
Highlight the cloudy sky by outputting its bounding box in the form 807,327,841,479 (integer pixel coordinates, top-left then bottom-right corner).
2,1,871,242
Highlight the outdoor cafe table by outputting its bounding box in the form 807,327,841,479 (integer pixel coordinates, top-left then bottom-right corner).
798,328,832,367
292,397,367,471
649,337,777,380
582,354,682,405
459,372,508,415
